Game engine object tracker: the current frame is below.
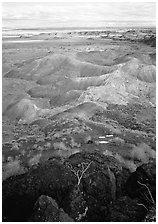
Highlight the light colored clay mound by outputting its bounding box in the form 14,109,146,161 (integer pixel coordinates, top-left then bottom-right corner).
28,81,79,99
67,74,110,90
28,59,155,103
46,101,107,122
138,65,156,83
78,61,114,77
4,54,115,82
3,98,39,121
76,49,155,66
28,86,61,98
78,85,130,106
2,78,37,113
121,58,156,83
64,101,106,119
28,74,110,99
134,53,155,65
71,74,110,87
4,55,72,80
2,78,36,96
78,69,155,106
37,75,63,85
76,49,132,66
50,90,82,107
3,98,51,123
47,56,115,78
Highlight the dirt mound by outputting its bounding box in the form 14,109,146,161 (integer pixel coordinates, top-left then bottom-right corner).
76,49,132,66
46,102,106,122
25,56,155,108
37,75,64,85
78,74,154,106
77,58,156,106
3,98,51,123
76,49,155,66
28,74,110,99
4,54,115,82
2,78,37,113
50,90,82,107
65,101,106,118
28,86,61,99
121,58,156,83
3,98,40,121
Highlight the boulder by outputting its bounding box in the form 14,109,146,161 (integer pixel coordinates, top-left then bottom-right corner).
109,196,147,222
29,195,74,222
2,159,76,221
64,152,124,221
3,151,150,222
125,159,156,207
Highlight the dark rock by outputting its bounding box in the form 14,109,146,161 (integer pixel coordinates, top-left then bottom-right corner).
30,195,60,221
109,196,147,222
87,139,93,144
2,158,76,221
2,152,138,222
143,36,156,47
144,206,156,222
64,152,124,221
59,208,74,222
29,195,74,222
125,159,156,207
69,185,87,221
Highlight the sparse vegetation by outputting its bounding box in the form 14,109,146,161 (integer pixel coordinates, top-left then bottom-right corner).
2,27,156,222
130,143,156,163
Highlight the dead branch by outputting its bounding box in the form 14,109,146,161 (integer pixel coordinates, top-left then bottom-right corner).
66,161,93,185
137,180,155,205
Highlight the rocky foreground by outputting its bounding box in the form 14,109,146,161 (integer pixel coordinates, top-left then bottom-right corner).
2,28,156,221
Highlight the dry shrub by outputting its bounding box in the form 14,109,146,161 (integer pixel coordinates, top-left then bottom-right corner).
70,137,81,148
130,143,156,163
28,153,42,167
53,142,68,151
54,148,80,160
103,150,137,172
2,159,26,181
113,152,137,172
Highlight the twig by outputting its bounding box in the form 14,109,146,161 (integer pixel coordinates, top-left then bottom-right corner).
137,203,148,211
66,161,93,185
137,181,155,205
77,161,93,185
143,192,154,205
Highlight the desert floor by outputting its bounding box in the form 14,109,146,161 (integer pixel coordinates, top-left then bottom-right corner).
2,29,156,222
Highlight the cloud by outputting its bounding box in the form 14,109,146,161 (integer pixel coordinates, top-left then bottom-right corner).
2,2,156,28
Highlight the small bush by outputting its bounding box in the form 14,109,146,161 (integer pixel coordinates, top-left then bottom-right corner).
130,143,155,163
2,159,26,181
53,142,68,150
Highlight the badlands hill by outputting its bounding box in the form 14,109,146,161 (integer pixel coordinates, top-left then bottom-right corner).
3,51,155,121
2,28,156,222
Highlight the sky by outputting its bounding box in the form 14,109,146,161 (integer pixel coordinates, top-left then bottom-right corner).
2,2,156,29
